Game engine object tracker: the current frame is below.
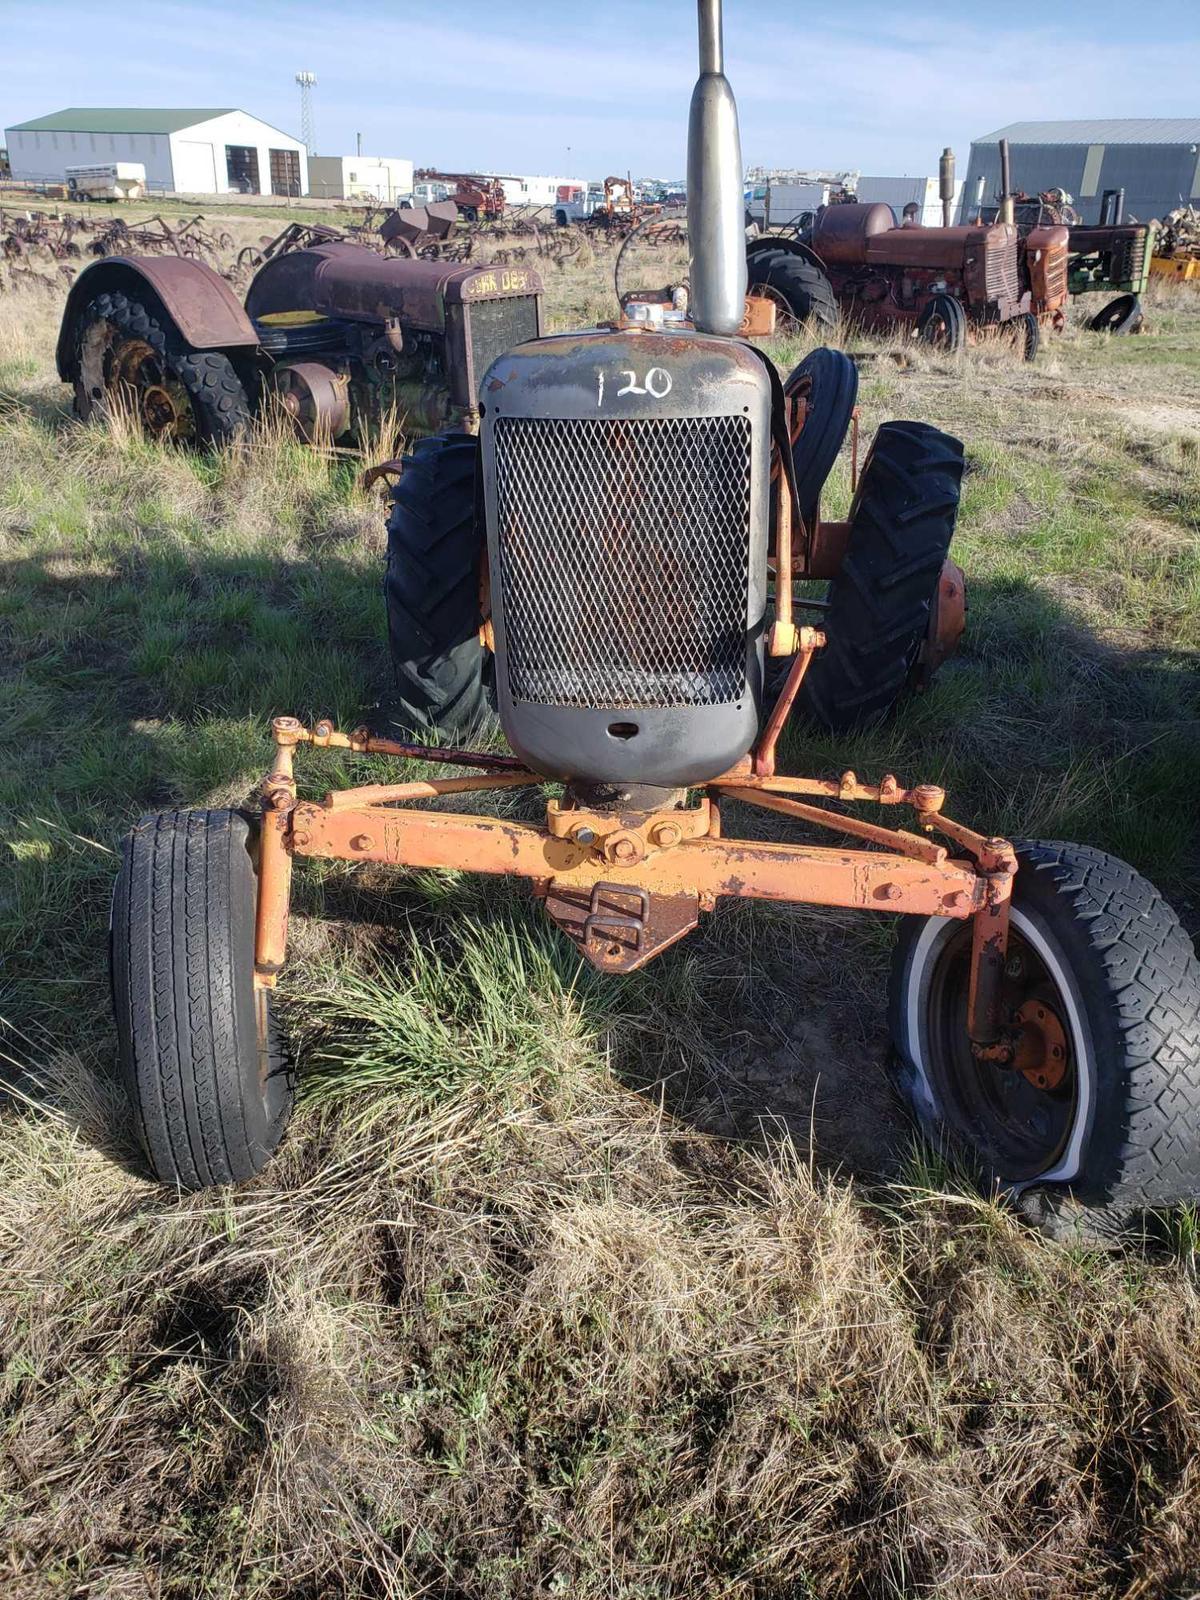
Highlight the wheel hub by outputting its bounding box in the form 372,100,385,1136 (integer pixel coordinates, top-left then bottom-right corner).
1010,999,1068,1091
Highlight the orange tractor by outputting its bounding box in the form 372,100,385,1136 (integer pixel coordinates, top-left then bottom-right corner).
110,1,1200,1239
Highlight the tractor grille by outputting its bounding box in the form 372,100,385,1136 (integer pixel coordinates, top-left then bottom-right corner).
492,413,752,708
1042,240,1068,307
985,236,1020,307
1121,232,1147,284
466,295,540,388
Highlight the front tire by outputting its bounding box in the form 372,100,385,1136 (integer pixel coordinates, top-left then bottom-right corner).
800,420,964,730
383,430,491,736
111,810,293,1189
916,292,967,353
890,842,1200,1234
1088,293,1144,335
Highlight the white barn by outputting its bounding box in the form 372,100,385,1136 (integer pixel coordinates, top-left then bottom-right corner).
4,108,308,197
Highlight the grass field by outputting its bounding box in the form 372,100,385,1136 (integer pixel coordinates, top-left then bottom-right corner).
2,244,1199,1599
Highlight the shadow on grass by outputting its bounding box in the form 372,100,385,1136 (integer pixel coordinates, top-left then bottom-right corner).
2,540,1198,1189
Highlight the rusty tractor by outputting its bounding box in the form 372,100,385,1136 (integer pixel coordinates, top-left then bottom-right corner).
108,0,1200,1239
974,181,1154,335
747,197,1065,359
56,241,543,446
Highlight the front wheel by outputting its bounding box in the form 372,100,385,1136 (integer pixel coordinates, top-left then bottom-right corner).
890,841,1200,1236
1088,293,1144,335
111,809,293,1189
916,292,967,353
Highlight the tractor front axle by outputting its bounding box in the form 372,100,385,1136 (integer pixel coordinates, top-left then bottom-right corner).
253,717,1016,1052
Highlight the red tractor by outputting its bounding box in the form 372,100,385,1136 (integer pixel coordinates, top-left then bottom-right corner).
748,201,1068,358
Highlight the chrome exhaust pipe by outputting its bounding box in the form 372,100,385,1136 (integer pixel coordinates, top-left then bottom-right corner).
687,0,747,336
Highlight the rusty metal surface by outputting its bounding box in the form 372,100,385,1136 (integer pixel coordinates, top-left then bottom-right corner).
245,244,543,331
272,360,351,441
1024,224,1070,315
810,202,894,264
56,254,258,378
288,797,984,917
915,557,966,691
261,719,1014,1036
802,518,852,581
542,882,699,972
753,631,822,777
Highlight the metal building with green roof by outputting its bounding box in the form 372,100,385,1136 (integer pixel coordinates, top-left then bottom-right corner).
4,107,308,196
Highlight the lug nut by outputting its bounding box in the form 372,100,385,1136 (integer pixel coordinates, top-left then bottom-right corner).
651,821,682,848
879,882,903,902
572,824,596,846
612,837,638,863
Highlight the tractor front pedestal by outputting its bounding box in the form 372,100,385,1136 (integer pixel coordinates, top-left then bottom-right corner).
254,714,1016,1057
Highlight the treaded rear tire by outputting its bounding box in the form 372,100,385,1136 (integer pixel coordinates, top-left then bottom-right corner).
890,841,1200,1237
75,290,250,444
746,247,838,329
111,809,292,1189
800,419,964,730
383,430,491,737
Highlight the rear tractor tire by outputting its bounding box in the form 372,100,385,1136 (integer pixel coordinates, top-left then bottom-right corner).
383,429,493,737
890,841,1200,1240
111,809,293,1190
74,290,250,445
800,419,964,731
746,246,838,331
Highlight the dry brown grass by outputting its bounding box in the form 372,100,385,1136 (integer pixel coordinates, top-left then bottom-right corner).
2,247,1199,1599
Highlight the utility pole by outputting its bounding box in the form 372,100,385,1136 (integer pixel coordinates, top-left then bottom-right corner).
295,71,317,156
356,131,362,158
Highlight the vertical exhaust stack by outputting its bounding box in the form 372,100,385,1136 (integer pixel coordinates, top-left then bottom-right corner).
687,0,747,336
939,147,956,227
998,139,1014,226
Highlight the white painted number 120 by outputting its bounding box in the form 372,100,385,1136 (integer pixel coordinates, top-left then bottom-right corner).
597,367,673,404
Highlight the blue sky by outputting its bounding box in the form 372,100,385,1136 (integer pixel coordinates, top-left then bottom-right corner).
2,0,1197,179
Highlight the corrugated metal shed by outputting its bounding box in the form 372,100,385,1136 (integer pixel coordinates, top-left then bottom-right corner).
974,118,1200,146
960,118,1200,225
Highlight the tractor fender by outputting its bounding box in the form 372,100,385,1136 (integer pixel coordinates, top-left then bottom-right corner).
745,234,828,276
56,255,258,380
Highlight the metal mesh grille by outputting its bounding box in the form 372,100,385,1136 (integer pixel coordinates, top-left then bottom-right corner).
986,237,1020,305
467,296,540,388
493,414,752,708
